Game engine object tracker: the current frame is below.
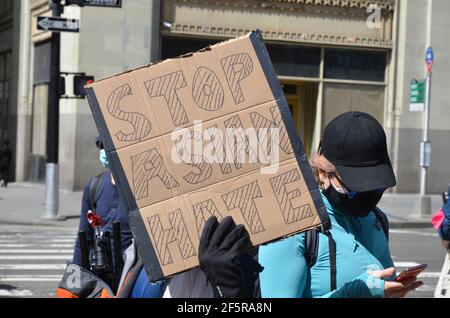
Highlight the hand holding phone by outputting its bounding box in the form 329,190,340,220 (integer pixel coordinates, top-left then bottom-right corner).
395,264,427,282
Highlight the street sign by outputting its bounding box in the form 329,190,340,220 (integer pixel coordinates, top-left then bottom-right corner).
67,0,122,7
409,79,425,112
426,47,434,65
37,16,79,33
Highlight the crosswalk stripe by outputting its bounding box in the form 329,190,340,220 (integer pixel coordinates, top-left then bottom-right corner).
0,275,62,282
390,229,439,237
0,289,33,297
0,255,72,260
0,235,76,239
418,272,441,278
0,244,74,248
0,264,66,270
0,239,75,243
0,249,73,254
394,262,421,268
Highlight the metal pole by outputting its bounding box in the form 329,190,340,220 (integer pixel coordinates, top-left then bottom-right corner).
414,0,433,218
420,71,432,196
42,0,63,220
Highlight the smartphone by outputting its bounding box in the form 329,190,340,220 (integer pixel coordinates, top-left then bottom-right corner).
395,264,427,282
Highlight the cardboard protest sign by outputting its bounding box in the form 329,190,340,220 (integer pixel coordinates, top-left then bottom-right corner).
86,31,330,281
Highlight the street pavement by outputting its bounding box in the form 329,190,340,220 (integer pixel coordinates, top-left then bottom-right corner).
0,224,77,298
389,227,446,298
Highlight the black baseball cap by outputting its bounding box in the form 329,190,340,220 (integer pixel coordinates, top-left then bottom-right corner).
321,111,396,192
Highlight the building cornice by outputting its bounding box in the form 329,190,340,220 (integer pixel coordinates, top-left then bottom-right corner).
162,24,393,49
175,0,395,12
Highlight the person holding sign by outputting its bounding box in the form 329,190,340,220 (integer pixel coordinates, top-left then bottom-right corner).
258,112,423,298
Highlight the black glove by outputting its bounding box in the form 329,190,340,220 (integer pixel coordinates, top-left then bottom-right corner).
199,216,255,298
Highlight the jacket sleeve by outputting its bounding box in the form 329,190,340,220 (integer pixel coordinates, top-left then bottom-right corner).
72,182,93,266
259,234,386,298
317,273,385,298
259,235,308,298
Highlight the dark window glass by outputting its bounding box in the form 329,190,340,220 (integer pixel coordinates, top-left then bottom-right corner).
282,84,297,96
161,36,321,78
325,49,386,82
161,37,220,59
6,52,11,80
0,54,4,81
266,44,320,78
34,41,51,85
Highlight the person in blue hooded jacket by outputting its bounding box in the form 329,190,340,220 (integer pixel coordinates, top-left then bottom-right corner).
259,112,423,298
72,137,165,298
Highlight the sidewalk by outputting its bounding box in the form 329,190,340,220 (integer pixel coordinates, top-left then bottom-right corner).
0,182,440,228
0,182,82,228
378,193,440,229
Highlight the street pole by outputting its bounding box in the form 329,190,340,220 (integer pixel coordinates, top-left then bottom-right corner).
42,0,63,220
420,64,432,196
415,47,433,218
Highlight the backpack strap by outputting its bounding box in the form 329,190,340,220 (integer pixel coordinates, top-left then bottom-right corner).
88,173,104,212
304,229,319,269
304,229,336,292
373,207,389,241
324,231,337,292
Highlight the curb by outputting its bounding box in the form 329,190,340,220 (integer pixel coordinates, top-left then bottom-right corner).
389,222,433,229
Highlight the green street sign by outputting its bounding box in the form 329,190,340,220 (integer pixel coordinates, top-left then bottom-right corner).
410,79,425,112
410,80,425,102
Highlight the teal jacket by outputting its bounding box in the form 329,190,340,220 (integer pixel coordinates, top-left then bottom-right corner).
259,193,396,298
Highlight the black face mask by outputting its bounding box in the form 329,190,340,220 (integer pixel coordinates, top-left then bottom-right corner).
323,184,383,218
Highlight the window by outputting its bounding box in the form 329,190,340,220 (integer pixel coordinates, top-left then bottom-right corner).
322,83,385,131
34,42,51,85
161,36,220,59
324,49,386,82
266,44,320,78
161,36,321,78
0,0,13,16
0,51,11,140
31,42,51,157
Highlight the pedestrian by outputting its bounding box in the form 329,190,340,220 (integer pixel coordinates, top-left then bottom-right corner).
70,136,165,298
432,184,450,250
0,139,12,188
258,111,423,298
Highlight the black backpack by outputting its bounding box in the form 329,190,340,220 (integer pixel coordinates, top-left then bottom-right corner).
88,173,105,212
303,207,389,292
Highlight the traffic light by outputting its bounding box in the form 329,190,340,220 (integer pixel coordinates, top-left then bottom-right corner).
74,75,94,97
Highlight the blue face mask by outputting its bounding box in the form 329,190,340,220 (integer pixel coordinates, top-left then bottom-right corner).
99,149,109,169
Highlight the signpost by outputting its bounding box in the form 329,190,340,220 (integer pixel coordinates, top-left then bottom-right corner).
415,46,434,218
41,0,64,220
37,16,80,33
38,0,120,221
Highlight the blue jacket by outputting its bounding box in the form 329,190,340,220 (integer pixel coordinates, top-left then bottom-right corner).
259,193,395,298
131,268,167,298
438,199,450,241
73,171,133,266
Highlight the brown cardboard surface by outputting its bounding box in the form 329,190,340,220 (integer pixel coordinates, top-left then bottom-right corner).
87,31,328,280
